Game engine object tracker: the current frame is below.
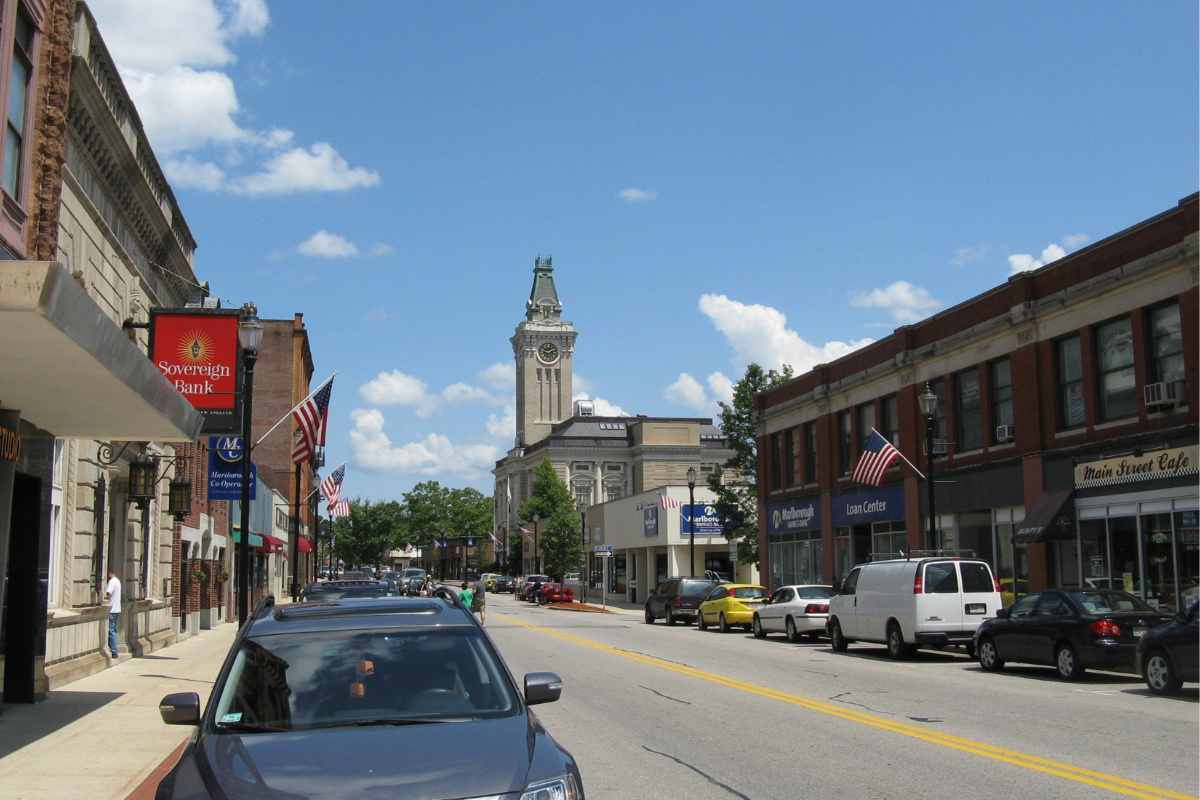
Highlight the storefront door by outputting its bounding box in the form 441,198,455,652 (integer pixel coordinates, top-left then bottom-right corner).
1141,512,1176,610
1109,515,1142,596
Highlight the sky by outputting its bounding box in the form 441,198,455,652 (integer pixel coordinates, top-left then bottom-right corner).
89,1,1199,500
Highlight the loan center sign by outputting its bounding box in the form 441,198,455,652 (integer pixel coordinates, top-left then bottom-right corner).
1074,445,1198,489
149,310,241,433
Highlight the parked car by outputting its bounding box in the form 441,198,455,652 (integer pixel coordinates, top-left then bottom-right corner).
644,578,719,625
753,585,834,641
1137,602,1199,694
538,583,575,604
153,595,582,799
493,575,515,593
521,575,551,601
399,568,427,596
828,558,1002,659
698,584,768,632
975,589,1172,680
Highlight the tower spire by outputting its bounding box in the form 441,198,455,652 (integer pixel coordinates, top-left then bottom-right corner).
526,255,562,321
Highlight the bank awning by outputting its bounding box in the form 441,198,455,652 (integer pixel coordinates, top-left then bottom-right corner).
0,261,203,440
296,536,313,553
1013,489,1074,543
231,528,264,548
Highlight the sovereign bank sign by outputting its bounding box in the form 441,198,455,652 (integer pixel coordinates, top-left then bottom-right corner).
150,310,241,433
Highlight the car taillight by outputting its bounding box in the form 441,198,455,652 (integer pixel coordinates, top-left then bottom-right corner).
1090,619,1121,638
805,603,828,614
992,575,1001,593
913,574,923,594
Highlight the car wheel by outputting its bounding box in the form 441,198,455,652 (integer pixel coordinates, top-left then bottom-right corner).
978,637,1004,672
886,622,908,660
785,616,799,643
719,613,730,633
644,605,654,624
752,615,766,639
698,613,708,631
1055,643,1085,680
830,619,848,652
1144,650,1182,695
666,610,677,626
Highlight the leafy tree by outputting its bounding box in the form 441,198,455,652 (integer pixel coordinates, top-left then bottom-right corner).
330,498,408,568
708,363,794,569
404,481,452,550
519,459,581,579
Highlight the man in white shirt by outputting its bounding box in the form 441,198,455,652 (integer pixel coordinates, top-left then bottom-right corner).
104,570,121,656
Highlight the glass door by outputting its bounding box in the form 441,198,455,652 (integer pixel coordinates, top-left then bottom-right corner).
834,528,852,584
1078,518,1109,590
1108,515,1142,596
1140,512,1175,611
1174,511,1198,610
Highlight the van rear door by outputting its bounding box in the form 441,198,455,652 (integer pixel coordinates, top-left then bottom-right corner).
958,561,1000,631
919,561,962,635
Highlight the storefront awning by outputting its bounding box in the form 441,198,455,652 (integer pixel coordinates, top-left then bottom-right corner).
1014,489,1074,543
0,261,203,440
259,534,285,554
231,528,264,548
296,536,313,553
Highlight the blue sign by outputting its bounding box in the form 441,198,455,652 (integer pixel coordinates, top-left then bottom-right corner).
681,504,723,536
208,436,256,501
767,498,820,536
643,506,659,537
832,485,904,526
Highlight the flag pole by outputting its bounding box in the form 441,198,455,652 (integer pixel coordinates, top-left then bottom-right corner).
871,427,926,481
253,372,336,450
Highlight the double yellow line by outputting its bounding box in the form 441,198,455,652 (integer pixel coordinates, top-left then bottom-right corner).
496,613,1195,800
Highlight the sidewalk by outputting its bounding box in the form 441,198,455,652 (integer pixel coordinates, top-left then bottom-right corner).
0,622,237,800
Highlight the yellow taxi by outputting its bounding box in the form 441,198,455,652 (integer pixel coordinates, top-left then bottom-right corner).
698,583,768,633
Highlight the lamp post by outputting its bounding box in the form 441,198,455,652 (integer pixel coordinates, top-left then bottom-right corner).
533,515,541,575
579,508,587,605
918,382,939,553
236,303,262,627
687,466,697,578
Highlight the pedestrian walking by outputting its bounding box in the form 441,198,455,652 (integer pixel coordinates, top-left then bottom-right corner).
103,569,121,657
473,577,487,625
459,581,474,613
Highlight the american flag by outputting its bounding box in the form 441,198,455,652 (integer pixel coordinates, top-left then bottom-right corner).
327,499,350,518
292,377,334,464
659,494,682,510
320,464,346,504
853,428,904,486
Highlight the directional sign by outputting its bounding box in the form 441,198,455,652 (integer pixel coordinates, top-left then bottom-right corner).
593,544,614,554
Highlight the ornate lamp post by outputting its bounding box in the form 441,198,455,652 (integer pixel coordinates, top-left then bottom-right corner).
236,304,263,626
918,382,939,552
686,466,697,578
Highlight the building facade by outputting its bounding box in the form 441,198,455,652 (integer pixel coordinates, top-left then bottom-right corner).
756,194,1198,612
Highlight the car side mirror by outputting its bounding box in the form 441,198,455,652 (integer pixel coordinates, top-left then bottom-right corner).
159,692,201,725
524,672,562,706
996,608,1011,619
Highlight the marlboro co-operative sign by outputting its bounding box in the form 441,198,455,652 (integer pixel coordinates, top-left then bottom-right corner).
150,310,241,433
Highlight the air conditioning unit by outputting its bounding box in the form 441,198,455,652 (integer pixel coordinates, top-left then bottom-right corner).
1145,381,1184,409
574,399,595,417
995,424,1015,442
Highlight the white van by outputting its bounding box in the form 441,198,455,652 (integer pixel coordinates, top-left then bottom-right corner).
826,558,1002,659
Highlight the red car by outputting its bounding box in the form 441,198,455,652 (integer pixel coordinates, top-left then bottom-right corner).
538,582,575,604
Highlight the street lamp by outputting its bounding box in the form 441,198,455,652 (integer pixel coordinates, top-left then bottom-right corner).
532,515,541,575
918,382,939,553
236,303,262,627
686,466,697,578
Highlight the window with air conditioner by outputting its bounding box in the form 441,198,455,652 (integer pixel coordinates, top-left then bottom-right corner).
1096,317,1136,421
991,359,1014,443
1146,303,1185,409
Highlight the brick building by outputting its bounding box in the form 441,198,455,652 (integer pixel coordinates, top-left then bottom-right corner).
756,194,1198,612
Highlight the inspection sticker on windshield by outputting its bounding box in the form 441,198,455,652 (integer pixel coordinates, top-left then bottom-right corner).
220,712,243,724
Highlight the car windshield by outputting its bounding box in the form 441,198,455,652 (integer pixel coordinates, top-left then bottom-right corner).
1069,591,1157,614
795,586,834,600
211,629,518,731
732,587,767,599
680,580,716,597
403,570,426,579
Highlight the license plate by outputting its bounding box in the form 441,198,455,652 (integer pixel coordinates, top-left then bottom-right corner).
1132,627,1146,638
965,603,987,615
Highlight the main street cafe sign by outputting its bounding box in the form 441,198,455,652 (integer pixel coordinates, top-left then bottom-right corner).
149,309,242,433
1075,445,1198,489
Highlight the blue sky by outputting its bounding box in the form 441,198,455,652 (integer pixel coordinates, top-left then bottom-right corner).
91,1,1198,500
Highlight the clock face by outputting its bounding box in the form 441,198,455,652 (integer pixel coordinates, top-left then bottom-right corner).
537,342,559,364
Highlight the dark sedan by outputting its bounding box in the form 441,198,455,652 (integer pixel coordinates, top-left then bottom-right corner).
154,596,583,800
975,589,1171,680
1137,602,1199,695
493,575,515,593
644,578,718,625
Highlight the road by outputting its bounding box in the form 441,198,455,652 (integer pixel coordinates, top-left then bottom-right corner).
483,593,1198,800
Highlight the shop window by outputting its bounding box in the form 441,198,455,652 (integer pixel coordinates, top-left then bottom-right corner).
929,379,947,441
838,411,852,475
803,422,817,483
1148,303,1184,386
956,511,993,565
857,403,875,452
769,432,782,491
955,368,982,451
1096,317,1136,421
1056,336,1085,429
990,359,1013,441
782,427,795,488
993,506,1027,605
871,521,906,558
880,395,899,447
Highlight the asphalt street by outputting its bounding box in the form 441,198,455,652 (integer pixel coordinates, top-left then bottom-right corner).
482,593,1198,800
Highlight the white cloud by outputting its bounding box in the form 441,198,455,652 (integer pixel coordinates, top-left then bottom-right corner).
665,373,709,412
90,0,235,73
486,404,516,441
573,392,629,417
698,293,873,374
706,371,734,406
349,409,498,477
120,66,245,153
850,281,943,324
478,362,515,391
297,230,359,258
573,374,593,394
441,383,494,405
619,187,657,204
226,0,269,37
359,371,431,409
162,156,225,191
231,143,381,195
952,244,989,267
260,128,294,149
1007,234,1088,275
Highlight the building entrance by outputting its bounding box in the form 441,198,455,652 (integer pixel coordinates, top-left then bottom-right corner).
3,473,42,703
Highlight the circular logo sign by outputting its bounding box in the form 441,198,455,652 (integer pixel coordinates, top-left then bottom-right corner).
214,436,244,464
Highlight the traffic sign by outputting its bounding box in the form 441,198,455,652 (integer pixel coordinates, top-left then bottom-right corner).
593,544,614,555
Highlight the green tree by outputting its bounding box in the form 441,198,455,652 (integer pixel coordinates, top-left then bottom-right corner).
708,362,794,569
330,498,407,567
519,459,581,579
404,481,452,550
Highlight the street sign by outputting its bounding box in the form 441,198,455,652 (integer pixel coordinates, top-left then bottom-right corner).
208,435,256,501
593,544,613,556
729,538,738,559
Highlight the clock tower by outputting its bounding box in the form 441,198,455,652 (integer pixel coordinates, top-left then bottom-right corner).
511,256,576,447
